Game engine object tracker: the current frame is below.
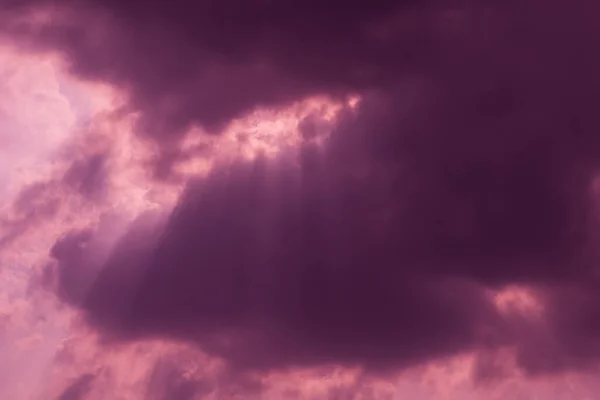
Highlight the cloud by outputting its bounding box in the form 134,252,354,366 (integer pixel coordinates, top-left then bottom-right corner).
57,373,95,400
2,0,600,397
52,151,503,371
0,0,432,154
146,359,213,400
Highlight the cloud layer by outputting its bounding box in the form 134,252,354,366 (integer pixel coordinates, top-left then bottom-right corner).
3,0,600,397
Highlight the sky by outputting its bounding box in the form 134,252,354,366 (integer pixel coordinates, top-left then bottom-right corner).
1,0,600,399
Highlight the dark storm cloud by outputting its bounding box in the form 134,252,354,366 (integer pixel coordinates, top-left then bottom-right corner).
61,148,504,370
6,0,600,377
0,0,428,143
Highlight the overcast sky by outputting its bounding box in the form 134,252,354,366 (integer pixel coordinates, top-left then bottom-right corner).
1,1,600,399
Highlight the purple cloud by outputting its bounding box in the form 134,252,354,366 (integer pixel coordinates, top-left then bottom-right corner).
3,0,600,385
